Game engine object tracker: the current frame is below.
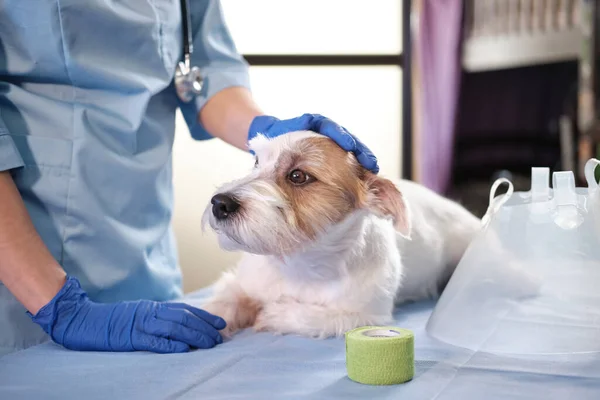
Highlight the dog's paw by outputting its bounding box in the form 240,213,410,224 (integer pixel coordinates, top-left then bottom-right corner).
252,301,385,339
200,301,239,338
217,322,238,340
202,297,262,339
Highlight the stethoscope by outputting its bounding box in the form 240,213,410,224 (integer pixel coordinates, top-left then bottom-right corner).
174,0,203,102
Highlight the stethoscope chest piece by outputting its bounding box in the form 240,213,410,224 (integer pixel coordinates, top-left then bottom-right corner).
175,56,203,103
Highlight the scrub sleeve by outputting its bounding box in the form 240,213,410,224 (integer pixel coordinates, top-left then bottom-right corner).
0,117,25,171
178,0,252,141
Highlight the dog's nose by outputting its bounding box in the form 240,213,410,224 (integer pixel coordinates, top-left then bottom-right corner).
211,193,240,220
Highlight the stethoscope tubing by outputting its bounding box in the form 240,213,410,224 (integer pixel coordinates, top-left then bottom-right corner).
175,0,203,102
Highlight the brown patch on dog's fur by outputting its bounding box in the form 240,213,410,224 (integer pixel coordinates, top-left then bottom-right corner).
235,294,263,328
202,291,262,338
364,173,411,237
274,136,367,240
272,135,411,241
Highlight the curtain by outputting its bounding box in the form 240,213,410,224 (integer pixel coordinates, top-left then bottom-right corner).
414,0,464,194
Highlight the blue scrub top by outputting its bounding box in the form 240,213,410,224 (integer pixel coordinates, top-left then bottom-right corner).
0,0,250,356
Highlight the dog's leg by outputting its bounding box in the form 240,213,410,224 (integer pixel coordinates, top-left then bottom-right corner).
201,271,262,338
254,299,393,339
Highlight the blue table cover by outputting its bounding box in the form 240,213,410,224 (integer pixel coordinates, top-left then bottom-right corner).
1,289,600,399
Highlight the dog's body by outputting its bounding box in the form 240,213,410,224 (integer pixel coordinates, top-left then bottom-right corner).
201,131,480,339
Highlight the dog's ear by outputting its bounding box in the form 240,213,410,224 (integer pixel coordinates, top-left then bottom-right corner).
363,173,411,238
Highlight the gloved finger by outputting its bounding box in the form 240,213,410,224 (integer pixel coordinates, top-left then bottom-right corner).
134,333,190,354
311,118,357,151
146,320,218,349
163,303,227,330
156,306,223,344
329,128,379,173
248,116,279,141
317,121,379,172
355,151,380,174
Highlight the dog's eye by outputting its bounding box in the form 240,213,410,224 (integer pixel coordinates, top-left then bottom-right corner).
254,157,259,168
288,169,313,185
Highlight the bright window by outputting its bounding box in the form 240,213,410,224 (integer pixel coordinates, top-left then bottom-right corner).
220,0,402,55
248,66,402,178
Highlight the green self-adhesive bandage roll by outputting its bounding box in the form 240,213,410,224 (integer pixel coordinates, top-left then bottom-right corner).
345,326,414,385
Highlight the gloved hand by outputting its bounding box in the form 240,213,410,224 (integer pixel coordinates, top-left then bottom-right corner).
29,276,226,353
248,113,379,173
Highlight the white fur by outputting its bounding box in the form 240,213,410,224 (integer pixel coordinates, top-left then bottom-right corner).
201,132,481,339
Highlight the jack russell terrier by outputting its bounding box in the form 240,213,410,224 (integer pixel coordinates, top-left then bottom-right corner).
201,130,481,339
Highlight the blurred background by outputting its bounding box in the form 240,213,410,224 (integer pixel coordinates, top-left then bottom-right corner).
171,0,600,293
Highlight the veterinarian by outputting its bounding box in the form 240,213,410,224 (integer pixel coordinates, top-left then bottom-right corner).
0,1,378,357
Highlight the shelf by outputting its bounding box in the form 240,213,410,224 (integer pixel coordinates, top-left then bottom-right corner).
462,29,582,72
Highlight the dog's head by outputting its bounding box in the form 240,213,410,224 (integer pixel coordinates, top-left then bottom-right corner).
202,131,411,256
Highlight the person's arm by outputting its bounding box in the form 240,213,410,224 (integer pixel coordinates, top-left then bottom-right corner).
0,120,64,314
0,168,227,353
198,86,263,151
0,171,67,314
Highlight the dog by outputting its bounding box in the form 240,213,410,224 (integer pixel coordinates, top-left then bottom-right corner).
200,130,481,339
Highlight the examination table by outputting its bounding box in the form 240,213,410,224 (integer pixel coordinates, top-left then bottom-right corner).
1,288,600,400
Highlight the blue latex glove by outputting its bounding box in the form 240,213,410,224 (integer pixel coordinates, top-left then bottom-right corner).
29,276,225,353
248,114,379,174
